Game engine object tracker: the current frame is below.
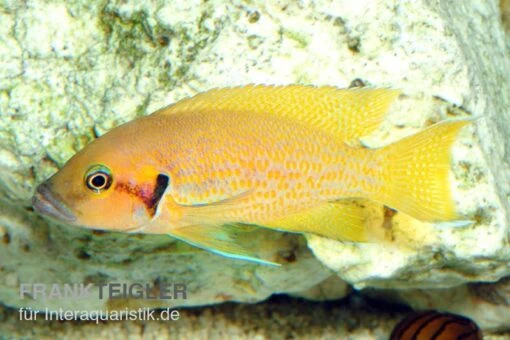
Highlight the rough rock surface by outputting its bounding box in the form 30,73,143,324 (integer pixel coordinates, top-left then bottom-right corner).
371,276,510,332
0,0,509,333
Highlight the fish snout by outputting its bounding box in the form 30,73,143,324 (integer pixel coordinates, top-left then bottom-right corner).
32,182,76,223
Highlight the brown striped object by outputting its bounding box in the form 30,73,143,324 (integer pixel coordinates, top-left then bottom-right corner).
390,310,483,340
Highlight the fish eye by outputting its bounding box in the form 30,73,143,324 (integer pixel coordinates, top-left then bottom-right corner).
85,165,113,193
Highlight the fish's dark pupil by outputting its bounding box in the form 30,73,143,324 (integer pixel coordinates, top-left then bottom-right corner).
86,170,112,192
91,174,106,188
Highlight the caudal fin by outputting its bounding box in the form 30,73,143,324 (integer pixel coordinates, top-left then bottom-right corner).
373,120,471,221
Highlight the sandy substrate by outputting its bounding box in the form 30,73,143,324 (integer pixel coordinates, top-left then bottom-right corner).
1,295,509,339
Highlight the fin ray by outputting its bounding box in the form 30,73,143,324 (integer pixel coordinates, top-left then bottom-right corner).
158,85,401,141
264,200,373,242
168,224,280,266
373,119,470,221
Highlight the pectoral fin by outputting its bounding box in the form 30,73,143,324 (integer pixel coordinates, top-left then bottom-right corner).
265,200,378,242
168,224,281,266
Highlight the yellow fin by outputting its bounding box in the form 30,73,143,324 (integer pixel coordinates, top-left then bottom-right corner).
159,85,401,141
168,224,280,266
264,200,372,242
174,190,253,226
373,119,471,221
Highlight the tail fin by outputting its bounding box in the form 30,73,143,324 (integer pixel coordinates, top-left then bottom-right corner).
372,120,471,221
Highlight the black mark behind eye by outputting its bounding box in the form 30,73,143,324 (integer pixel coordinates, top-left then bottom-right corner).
147,174,170,217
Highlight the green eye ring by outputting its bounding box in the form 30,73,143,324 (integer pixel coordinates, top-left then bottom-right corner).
85,165,113,193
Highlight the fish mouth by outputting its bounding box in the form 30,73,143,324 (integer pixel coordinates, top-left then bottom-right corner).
32,182,76,223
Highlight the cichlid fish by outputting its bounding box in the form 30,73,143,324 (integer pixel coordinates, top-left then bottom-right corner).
390,310,482,340
32,85,470,265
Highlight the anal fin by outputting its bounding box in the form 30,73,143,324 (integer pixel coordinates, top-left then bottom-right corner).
168,224,280,266
265,200,380,242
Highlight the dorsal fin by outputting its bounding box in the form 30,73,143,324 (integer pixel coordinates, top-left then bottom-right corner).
157,85,401,141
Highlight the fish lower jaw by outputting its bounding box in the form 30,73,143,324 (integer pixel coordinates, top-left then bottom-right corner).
32,183,76,223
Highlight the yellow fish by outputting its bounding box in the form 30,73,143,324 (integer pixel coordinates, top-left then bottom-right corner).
32,85,469,265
